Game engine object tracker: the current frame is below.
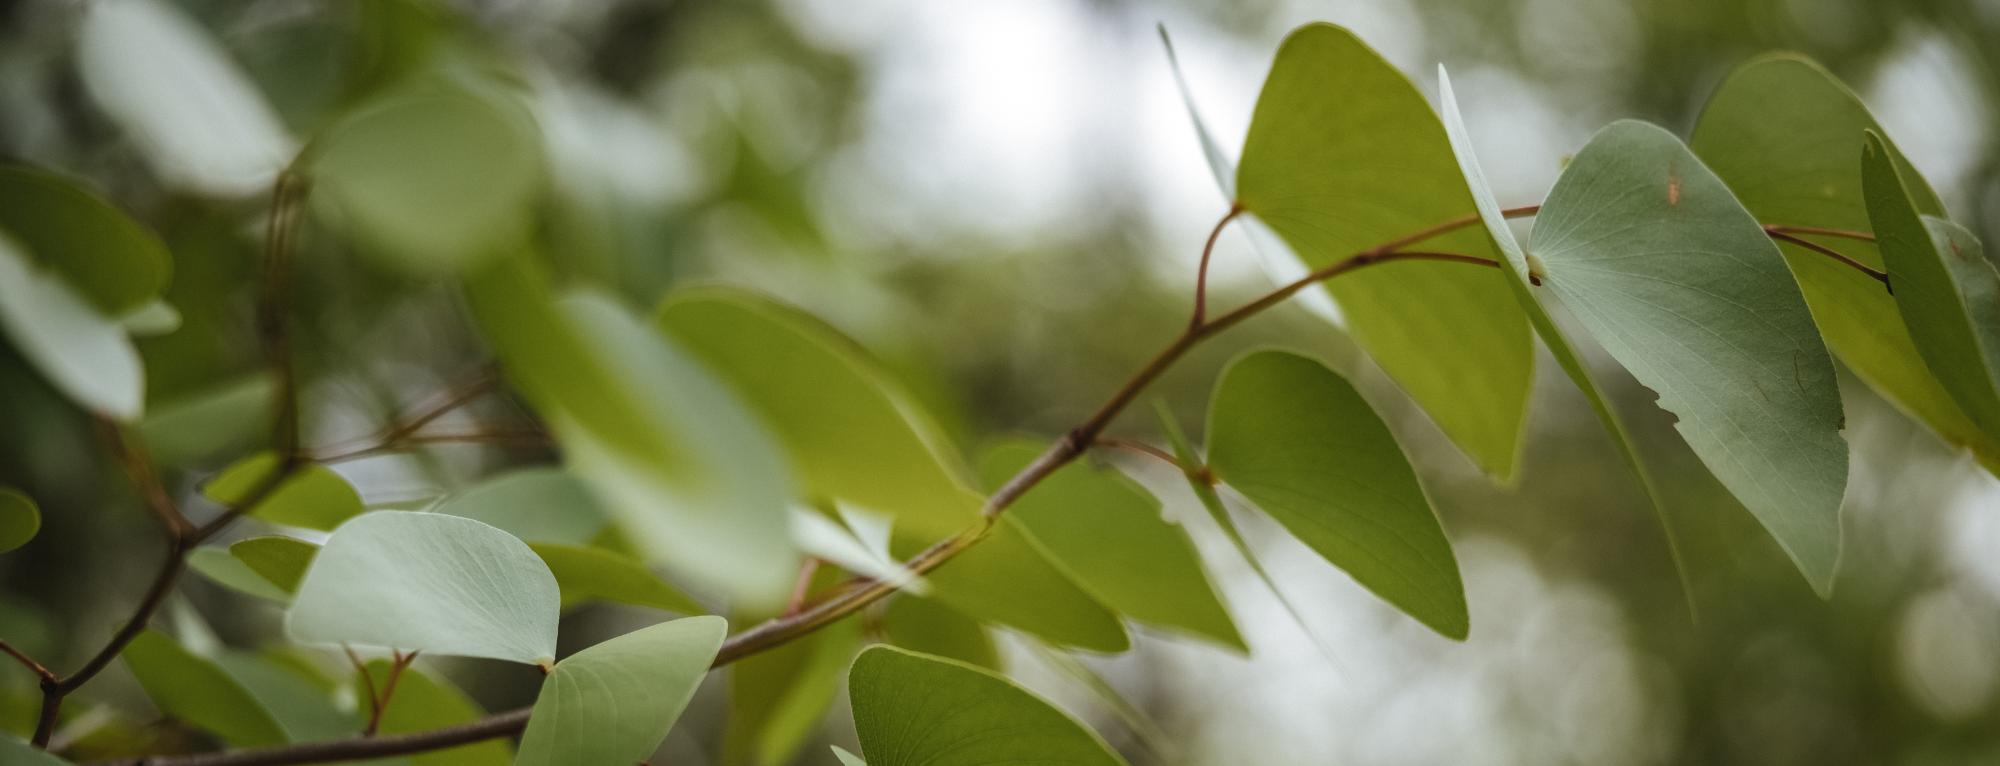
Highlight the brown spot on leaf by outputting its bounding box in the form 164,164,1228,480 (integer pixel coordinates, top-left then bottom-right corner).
1667,168,1681,207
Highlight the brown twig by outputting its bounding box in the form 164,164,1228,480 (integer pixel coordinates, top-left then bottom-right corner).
1093,437,1190,472
1764,223,1875,242
1766,230,1891,289
0,639,55,686
1190,205,1244,328
364,652,417,737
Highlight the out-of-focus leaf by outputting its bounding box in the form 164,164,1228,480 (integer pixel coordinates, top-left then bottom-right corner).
122,631,287,747
656,287,1125,651
355,660,512,766
117,299,180,336
310,80,541,274
1236,22,1532,482
1533,121,1847,595
1437,68,1694,607
138,373,274,466
0,233,143,421
848,646,1126,766
883,597,998,671
1691,54,2000,474
981,440,1242,651
229,536,317,594
203,452,363,531
76,0,293,197
515,616,726,766
0,734,71,764
0,488,39,554
428,468,605,546
1865,132,2000,444
1208,350,1468,639
791,508,927,595
831,746,866,766
529,542,703,613
465,258,798,610
0,166,171,313
213,653,356,742
287,511,560,665
724,609,860,766
188,547,291,602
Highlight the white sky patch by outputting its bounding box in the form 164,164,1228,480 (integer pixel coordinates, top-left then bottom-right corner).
1867,29,1992,216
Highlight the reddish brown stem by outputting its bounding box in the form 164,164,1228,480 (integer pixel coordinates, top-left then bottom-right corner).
1766,230,1891,289
1093,437,1190,472
1190,205,1244,328
1764,223,1875,242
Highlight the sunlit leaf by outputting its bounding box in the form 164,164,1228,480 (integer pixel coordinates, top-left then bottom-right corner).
1691,54,2000,474
122,630,287,747
355,660,512,766
0,233,143,421
229,536,318,594
530,542,703,614
204,452,363,531
980,440,1242,651
724,606,861,766
1864,132,2000,445
883,597,998,671
1207,350,1468,639
848,646,1126,766
287,511,560,665
310,80,541,274
429,468,606,546
76,0,293,197
0,166,171,313
1533,120,1848,595
0,488,39,554
515,616,727,766
188,547,291,602
1235,22,1532,482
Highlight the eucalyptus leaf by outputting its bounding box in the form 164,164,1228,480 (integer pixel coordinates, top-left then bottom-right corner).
76,0,293,197
1236,22,1533,481
0,488,39,554
188,547,291,602
0,233,144,421
1864,132,2000,443
883,596,999,671
724,610,861,766
1532,120,1848,594
429,468,606,546
214,652,357,742
138,373,275,466
0,166,171,312
1208,350,1468,639
355,660,513,766
122,630,288,747
311,80,542,274
847,646,1127,766
287,511,561,665
980,440,1243,651
204,453,364,531
530,542,703,614
229,536,318,594
1691,54,2000,473
831,746,866,766
515,616,727,766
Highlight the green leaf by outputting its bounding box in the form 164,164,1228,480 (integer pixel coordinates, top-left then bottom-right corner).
848,646,1127,766
831,746,866,766
188,546,292,602
429,468,606,546
530,542,703,614
138,373,274,466
1207,350,1468,639
118,299,180,336
76,0,292,197
883,597,999,671
1436,68,1695,608
465,259,798,609
355,660,512,766
980,440,1243,651
310,80,541,274
0,488,39,554
1691,55,2000,473
213,652,356,742
0,232,143,421
122,630,288,747
656,287,1125,651
1235,22,1533,482
724,612,861,766
0,166,171,313
1532,120,1848,595
229,536,317,594
286,511,560,665
1864,132,2000,444
0,734,72,765
515,616,727,766
203,453,364,531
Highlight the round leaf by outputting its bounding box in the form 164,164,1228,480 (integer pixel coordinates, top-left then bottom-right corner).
515,616,727,766
286,511,560,665
204,453,363,531
0,233,144,421
0,166,171,312
0,488,40,554
847,645,1127,766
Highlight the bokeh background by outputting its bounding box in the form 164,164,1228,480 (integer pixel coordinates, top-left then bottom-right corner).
4,0,2000,763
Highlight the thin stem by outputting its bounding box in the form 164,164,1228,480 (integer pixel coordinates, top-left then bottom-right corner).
784,558,822,617
365,652,416,737
97,420,192,538
1764,223,1875,242
342,646,379,734
1190,205,1243,328
1092,437,1189,473
0,639,55,685
1767,230,1891,289
261,173,305,461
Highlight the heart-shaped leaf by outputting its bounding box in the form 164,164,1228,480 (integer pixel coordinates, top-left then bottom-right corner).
1236,22,1533,482
0,488,40,554
515,616,727,766
1207,350,1468,639
287,511,560,665
204,453,363,531
1864,132,2000,444
1533,120,1848,594
1691,55,2000,474
0,233,143,421
122,631,287,747
980,440,1242,651
847,645,1126,766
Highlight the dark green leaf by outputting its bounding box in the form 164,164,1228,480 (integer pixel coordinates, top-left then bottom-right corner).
530,542,703,614
122,630,287,747
848,646,1126,766
883,597,998,671
0,166,171,312
0,488,39,554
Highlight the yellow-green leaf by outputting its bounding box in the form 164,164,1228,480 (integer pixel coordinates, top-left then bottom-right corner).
516,616,726,766
530,542,703,614
122,630,287,747
0,166,170,313
848,646,1127,766
0,488,39,554
203,452,363,531
229,536,317,594
883,597,998,671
